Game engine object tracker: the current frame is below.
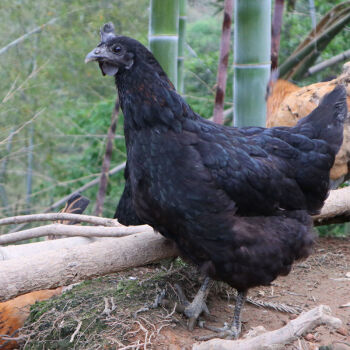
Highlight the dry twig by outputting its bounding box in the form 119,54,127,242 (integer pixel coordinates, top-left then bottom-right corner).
69,319,82,343
0,212,121,227
193,305,342,350
0,223,151,245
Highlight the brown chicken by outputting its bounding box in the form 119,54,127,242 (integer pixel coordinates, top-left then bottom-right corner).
266,79,300,120
0,288,63,349
267,63,350,187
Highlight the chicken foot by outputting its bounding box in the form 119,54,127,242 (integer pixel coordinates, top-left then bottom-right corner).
200,290,247,341
157,277,212,330
176,277,212,330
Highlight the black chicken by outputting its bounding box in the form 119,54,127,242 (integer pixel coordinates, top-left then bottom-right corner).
85,23,347,338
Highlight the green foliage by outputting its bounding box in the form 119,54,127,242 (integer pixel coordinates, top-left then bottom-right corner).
0,0,148,220
317,223,350,237
44,100,127,217
185,15,233,118
279,0,350,84
0,0,348,237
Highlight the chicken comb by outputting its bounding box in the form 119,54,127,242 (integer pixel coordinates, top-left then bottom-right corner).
100,22,116,43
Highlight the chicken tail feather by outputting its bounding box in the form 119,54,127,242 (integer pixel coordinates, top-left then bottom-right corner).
294,84,347,155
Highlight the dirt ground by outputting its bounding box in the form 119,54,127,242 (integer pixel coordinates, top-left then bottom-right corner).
150,236,350,350
21,236,350,350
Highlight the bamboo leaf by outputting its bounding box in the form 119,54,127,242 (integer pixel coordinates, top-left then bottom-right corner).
279,11,350,79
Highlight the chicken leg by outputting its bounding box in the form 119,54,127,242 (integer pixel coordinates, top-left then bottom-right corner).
202,290,247,340
184,277,212,330
173,277,212,330
230,290,247,338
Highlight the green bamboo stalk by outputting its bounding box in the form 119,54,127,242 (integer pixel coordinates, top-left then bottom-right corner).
233,0,271,127
149,0,179,87
177,0,186,93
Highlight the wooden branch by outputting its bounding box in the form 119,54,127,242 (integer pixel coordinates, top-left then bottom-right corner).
0,185,348,244
0,212,121,227
8,161,126,233
213,0,233,125
193,305,342,350
313,187,350,226
209,107,233,124
43,161,126,213
0,231,178,302
307,49,350,76
0,18,57,56
0,109,45,146
0,223,152,245
2,185,347,229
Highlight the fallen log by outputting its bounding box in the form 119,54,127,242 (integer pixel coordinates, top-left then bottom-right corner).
0,237,96,260
0,231,178,302
193,305,342,350
313,186,350,226
0,187,349,300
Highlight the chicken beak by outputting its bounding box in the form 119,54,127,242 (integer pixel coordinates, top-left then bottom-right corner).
85,46,109,64
85,49,100,63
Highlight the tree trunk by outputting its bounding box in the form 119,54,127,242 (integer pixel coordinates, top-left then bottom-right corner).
213,0,233,125
94,99,119,216
233,0,271,127
149,0,179,87
271,0,284,70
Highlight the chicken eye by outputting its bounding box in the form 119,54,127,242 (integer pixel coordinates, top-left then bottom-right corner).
114,46,122,54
